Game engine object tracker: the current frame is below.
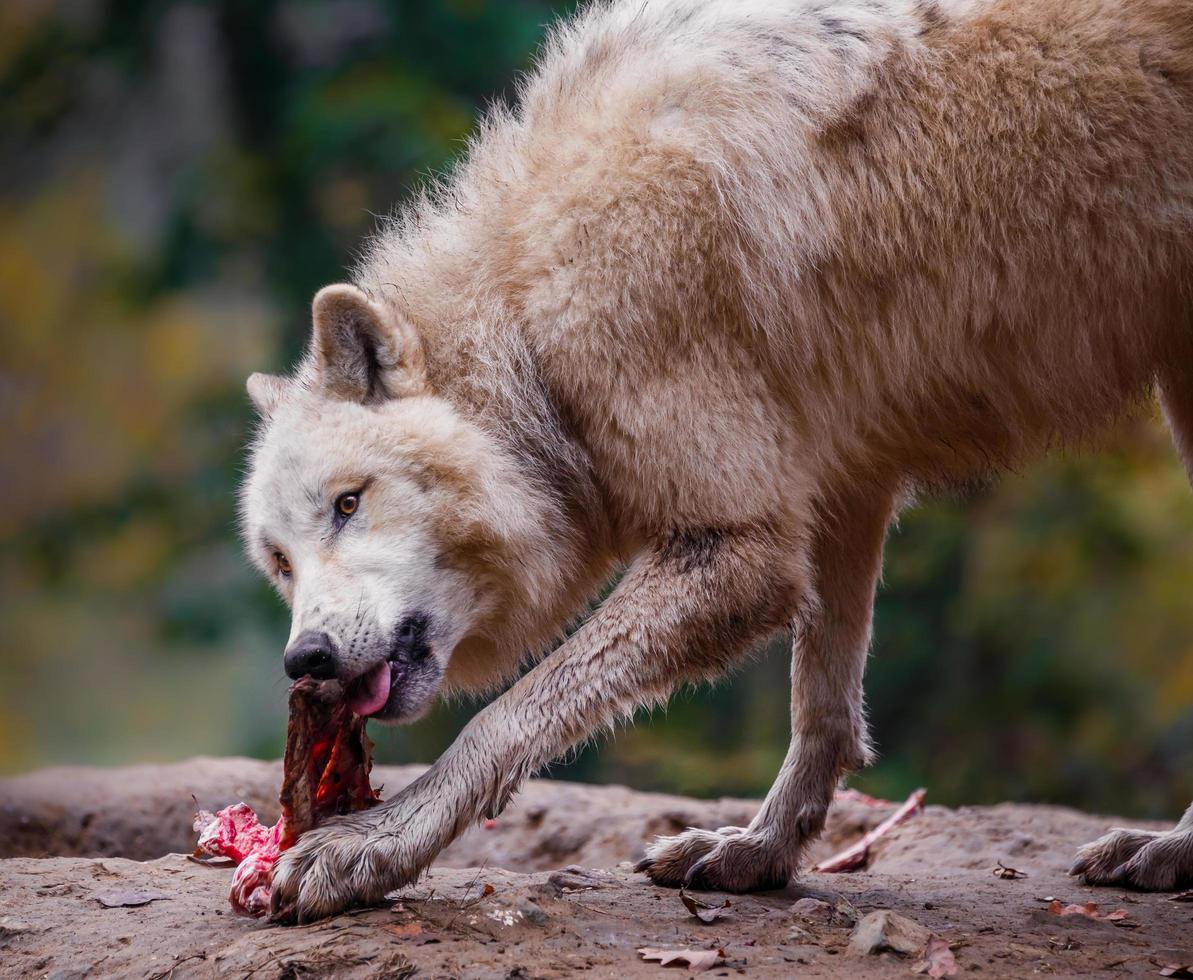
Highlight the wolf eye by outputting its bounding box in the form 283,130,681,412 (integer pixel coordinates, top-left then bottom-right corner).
335,492,360,519
274,552,292,577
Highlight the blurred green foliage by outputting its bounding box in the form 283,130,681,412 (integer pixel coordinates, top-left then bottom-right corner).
2,0,1190,819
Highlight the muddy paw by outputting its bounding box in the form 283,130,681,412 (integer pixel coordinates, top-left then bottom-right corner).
636,827,789,892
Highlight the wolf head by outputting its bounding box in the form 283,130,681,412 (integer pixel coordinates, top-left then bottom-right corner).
240,284,562,723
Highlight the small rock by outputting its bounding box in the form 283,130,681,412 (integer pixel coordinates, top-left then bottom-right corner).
0,915,38,939
519,902,549,925
94,888,171,908
791,898,835,923
786,925,815,944
546,866,612,893
849,910,932,956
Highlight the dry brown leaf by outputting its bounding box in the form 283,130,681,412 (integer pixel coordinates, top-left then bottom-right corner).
992,862,1027,880
481,883,495,898
914,936,958,978
680,888,732,923
639,947,726,972
1172,890,1193,903
1046,901,1129,922
385,921,442,946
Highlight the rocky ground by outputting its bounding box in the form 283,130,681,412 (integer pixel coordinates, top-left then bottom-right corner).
1,758,1190,978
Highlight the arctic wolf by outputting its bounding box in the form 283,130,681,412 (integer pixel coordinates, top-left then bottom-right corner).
242,0,1193,921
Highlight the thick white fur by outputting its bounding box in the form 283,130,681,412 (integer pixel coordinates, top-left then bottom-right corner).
241,0,1193,921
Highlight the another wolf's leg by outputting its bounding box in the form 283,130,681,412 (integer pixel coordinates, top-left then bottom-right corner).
638,491,892,891
269,522,805,922
1070,802,1193,891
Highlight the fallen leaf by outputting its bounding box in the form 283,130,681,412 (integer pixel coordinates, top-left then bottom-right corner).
94,888,171,908
1172,891,1193,903
680,888,732,923
1160,966,1193,979
639,947,725,972
992,862,1028,880
385,922,423,938
914,936,958,978
481,883,495,897
1045,901,1129,922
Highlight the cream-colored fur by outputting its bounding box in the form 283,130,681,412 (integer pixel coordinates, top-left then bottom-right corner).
241,0,1193,921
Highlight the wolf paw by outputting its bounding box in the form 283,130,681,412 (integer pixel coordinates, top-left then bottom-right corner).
636,826,790,892
1070,827,1193,891
268,819,396,923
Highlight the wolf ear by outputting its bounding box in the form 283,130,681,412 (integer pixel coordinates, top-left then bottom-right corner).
310,284,427,402
246,372,288,419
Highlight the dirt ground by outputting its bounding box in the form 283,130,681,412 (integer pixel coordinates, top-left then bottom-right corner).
1,759,1190,979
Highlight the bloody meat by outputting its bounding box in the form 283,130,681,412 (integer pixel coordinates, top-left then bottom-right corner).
193,677,381,916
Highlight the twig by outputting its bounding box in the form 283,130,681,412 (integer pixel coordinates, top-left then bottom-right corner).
814,787,927,873
147,951,207,980
564,896,637,920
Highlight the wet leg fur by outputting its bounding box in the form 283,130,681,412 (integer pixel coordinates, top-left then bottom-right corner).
638,492,892,891
270,523,804,922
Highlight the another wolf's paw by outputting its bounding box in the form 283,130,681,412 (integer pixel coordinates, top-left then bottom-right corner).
269,817,419,924
1071,826,1193,891
636,826,790,892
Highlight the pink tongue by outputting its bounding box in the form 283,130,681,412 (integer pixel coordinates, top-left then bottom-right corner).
348,661,391,717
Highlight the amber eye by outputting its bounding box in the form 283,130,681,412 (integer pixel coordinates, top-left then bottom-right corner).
335,492,360,519
275,552,292,577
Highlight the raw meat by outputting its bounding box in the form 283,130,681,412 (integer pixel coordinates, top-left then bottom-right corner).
193,678,381,916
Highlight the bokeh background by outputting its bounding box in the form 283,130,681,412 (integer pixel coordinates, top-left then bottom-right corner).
3,0,1192,819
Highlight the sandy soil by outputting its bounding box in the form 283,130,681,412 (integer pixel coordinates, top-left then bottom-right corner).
1,759,1190,978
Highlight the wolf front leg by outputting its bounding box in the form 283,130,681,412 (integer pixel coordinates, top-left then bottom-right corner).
269,521,805,923
638,492,893,891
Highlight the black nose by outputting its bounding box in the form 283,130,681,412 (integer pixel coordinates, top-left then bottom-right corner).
284,631,338,680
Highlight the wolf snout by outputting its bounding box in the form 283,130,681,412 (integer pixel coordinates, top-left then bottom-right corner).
284,631,339,680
